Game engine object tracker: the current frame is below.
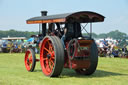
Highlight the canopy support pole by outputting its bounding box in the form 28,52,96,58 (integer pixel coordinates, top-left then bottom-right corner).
90,23,92,39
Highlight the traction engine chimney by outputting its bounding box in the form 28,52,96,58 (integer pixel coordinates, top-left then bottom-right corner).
41,11,47,37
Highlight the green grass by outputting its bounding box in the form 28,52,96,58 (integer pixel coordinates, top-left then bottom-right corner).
0,53,128,85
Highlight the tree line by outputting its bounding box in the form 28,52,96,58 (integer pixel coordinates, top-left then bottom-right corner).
0,29,127,40
89,30,127,40
0,29,38,39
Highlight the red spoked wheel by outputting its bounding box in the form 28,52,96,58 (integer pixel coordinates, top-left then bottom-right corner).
24,49,36,72
75,41,98,75
40,36,64,77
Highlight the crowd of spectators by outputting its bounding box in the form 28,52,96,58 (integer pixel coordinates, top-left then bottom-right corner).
0,39,27,53
97,39,128,57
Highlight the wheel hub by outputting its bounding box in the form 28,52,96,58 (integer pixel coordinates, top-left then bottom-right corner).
47,54,51,59
27,59,29,63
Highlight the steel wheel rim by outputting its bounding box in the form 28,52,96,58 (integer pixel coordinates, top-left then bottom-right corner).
25,50,33,71
40,38,55,76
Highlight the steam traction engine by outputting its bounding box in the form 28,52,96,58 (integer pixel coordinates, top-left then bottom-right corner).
24,11,105,77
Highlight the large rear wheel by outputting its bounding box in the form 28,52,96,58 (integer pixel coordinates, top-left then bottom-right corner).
40,36,64,77
75,41,98,75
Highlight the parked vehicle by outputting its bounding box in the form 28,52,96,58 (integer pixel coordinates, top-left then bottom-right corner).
24,11,105,77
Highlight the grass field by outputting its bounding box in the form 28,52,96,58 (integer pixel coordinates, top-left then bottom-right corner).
0,53,128,85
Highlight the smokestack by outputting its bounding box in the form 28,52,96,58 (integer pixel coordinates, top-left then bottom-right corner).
41,11,47,37
41,11,47,16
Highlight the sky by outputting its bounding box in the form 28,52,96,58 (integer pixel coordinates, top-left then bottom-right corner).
0,0,128,34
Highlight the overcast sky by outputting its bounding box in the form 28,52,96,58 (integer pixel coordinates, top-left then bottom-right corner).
0,0,128,34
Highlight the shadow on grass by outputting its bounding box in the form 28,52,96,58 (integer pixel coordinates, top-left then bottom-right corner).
32,68,127,78
60,69,128,78
34,69,42,72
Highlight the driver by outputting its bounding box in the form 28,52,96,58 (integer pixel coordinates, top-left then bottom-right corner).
61,26,67,49
61,23,73,49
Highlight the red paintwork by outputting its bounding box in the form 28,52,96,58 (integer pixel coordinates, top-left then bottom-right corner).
24,50,33,71
64,39,93,69
40,38,55,76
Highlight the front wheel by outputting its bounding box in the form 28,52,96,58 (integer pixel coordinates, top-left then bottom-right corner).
24,49,36,72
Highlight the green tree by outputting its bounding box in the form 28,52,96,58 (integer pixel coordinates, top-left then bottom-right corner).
92,33,98,38
0,29,38,39
107,30,127,40
97,33,107,39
